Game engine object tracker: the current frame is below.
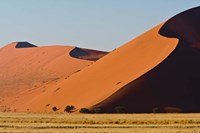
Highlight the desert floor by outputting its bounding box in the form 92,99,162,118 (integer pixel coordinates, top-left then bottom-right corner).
0,113,200,133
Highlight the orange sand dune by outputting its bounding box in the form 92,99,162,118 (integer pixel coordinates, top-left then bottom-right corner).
2,7,200,113
13,23,178,112
0,42,98,111
92,6,200,113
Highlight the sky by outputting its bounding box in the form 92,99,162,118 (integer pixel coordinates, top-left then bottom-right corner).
0,0,199,51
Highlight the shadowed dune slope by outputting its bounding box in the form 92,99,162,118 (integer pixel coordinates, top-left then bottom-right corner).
93,6,200,113
69,47,108,61
15,42,37,48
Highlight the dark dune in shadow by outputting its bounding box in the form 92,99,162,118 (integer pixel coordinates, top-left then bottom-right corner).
69,47,108,61
15,42,37,48
93,6,200,113
159,7,200,48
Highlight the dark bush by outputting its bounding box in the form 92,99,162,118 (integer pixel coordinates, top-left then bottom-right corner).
64,105,75,113
114,106,126,113
52,106,58,112
79,108,91,113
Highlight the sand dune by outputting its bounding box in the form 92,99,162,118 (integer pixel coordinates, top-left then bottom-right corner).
0,42,97,111
93,6,200,113
1,7,200,113
13,21,178,112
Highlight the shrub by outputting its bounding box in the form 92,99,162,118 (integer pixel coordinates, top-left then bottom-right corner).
93,108,103,113
115,106,126,113
64,105,75,113
79,108,91,114
52,106,58,112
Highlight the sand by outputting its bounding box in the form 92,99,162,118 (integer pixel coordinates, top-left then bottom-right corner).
0,42,93,111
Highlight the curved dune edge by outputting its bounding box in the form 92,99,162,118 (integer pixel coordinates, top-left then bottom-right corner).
13,23,178,112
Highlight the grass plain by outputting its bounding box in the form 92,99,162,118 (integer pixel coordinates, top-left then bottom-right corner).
0,112,200,133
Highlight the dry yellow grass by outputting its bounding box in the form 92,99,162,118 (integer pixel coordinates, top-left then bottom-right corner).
0,112,200,132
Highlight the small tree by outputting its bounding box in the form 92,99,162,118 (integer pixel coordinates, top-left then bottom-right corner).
64,105,75,113
93,108,103,113
115,106,126,113
79,108,91,114
52,106,58,112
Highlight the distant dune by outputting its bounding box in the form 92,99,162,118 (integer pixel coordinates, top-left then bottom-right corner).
0,7,200,113
0,42,106,112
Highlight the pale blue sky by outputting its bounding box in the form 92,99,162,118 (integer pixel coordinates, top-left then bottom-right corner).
0,0,199,51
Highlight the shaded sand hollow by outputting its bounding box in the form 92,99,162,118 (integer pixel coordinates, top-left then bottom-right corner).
1,7,200,113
